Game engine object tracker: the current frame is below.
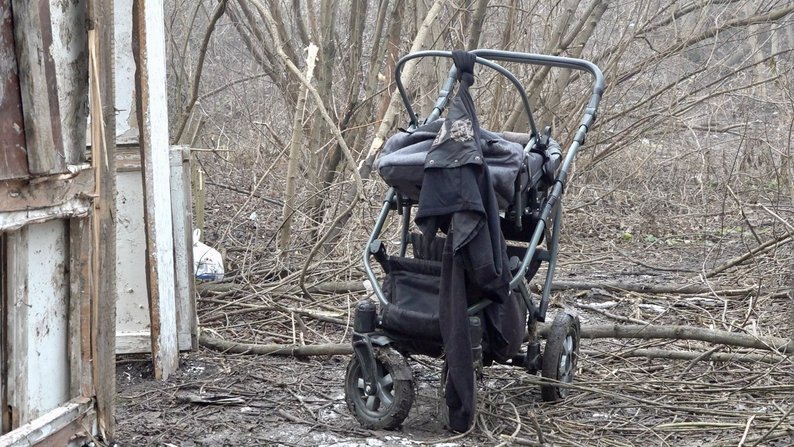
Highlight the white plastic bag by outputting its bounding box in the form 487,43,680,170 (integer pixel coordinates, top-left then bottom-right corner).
192,229,224,281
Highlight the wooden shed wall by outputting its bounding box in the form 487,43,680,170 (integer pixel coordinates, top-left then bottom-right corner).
0,0,117,443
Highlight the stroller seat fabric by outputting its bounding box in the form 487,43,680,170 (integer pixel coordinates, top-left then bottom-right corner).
377,120,523,208
377,123,562,209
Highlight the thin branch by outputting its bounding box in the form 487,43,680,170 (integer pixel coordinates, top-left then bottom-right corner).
173,0,229,143
705,232,793,277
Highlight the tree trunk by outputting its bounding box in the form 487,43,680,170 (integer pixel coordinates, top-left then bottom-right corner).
278,44,318,253
466,0,489,50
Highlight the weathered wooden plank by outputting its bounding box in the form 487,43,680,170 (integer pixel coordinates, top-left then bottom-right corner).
5,227,29,430
132,0,179,380
115,331,193,355
115,145,143,172
11,0,65,175
1,235,10,433
0,167,94,231
0,397,93,446
0,0,28,180
49,0,88,166
88,0,117,439
69,217,94,398
0,199,92,232
0,167,94,213
171,146,197,349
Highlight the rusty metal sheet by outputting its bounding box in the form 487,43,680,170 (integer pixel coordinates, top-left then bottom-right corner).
0,0,29,180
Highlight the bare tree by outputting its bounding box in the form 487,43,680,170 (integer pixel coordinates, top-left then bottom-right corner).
162,0,794,286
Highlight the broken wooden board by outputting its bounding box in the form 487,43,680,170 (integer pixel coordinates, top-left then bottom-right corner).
0,167,94,231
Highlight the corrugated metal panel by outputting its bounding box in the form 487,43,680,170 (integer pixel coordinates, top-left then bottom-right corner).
0,0,29,180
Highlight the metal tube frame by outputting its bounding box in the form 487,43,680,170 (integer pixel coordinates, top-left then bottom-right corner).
363,50,605,319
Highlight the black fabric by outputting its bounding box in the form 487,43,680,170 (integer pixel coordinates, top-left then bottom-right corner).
410,232,446,262
482,290,527,363
414,51,513,432
380,257,442,341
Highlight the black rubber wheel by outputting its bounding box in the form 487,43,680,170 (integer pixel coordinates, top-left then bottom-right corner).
438,361,477,432
541,312,580,402
344,347,414,430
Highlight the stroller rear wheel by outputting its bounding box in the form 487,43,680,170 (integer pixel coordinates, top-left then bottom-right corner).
540,312,580,402
344,346,414,429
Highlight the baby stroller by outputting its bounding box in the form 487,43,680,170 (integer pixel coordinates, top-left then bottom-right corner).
345,49,604,432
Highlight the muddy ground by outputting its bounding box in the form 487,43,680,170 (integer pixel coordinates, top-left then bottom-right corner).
115,227,793,446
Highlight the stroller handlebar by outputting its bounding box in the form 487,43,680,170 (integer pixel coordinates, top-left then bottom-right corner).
393,49,605,137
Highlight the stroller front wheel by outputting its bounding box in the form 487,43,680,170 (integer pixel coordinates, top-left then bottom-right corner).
344,346,414,429
540,312,580,402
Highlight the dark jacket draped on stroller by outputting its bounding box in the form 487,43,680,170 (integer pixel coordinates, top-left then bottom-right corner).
414,52,522,432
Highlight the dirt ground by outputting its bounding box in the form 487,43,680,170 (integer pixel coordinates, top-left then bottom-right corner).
115,222,794,446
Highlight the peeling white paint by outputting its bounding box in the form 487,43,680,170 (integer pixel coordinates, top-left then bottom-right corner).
136,0,179,379
115,167,152,340
0,198,91,232
6,221,71,424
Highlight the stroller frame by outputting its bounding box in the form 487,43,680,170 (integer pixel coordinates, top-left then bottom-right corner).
346,50,604,430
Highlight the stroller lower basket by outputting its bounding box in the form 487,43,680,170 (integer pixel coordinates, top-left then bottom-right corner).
380,256,442,342
378,254,527,363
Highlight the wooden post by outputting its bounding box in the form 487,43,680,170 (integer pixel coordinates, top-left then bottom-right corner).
170,146,197,349
132,0,179,380
87,0,117,439
68,218,94,399
191,159,206,235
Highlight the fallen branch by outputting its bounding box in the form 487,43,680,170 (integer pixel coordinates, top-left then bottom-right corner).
537,281,756,296
197,280,364,295
199,297,346,325
199,279,764,297
582,348,784,364
546,324,794,354
201,322,792,357
199,333,352,356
